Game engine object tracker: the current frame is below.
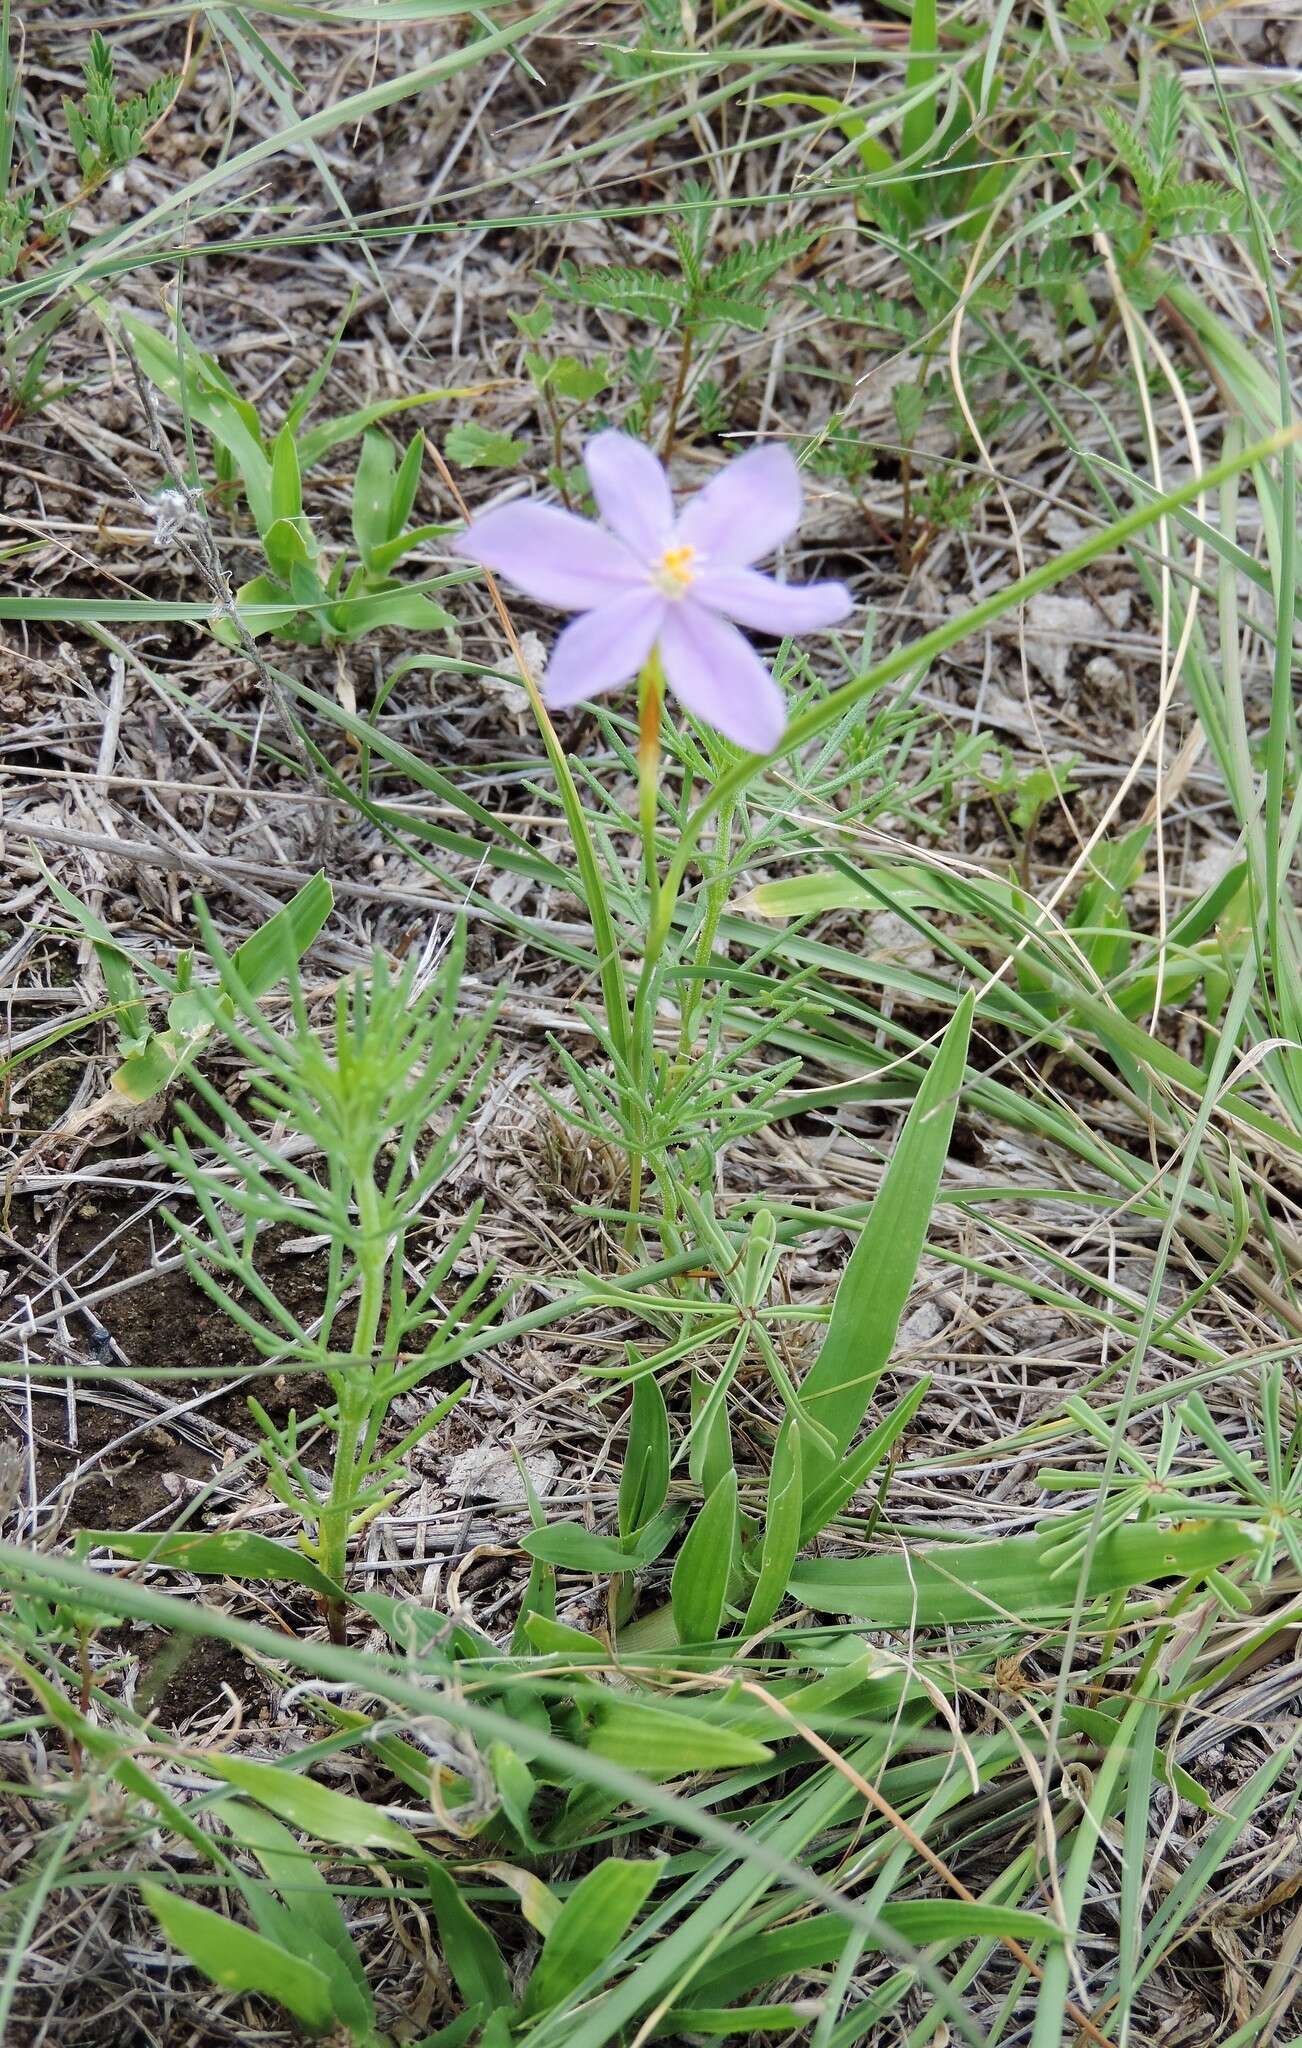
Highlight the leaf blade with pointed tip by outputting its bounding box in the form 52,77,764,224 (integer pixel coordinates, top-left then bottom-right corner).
671,1471,738,1645
799,992,973,1491
139,1883,336,2033
87,1528,344,1599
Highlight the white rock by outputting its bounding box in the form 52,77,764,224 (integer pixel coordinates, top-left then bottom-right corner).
444,1439,558,1505
899,1300,946,1346
1023,593,1104,696
1083,654,1125,702
1044,509,1086,547
868,911,936,971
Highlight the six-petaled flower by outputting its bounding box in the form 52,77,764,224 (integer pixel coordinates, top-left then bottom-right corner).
452,431,852,752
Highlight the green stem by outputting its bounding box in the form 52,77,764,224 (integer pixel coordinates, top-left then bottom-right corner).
637,654,663,928
898,445,914,568
624,655,666,1253
660,325,694,458
677,797,734,1059
320,1174,387,1642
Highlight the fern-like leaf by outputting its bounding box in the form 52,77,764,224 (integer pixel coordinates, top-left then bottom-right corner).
1158,180,1245,234
547,258,686,326
798,281,923,340
1098,104,1157,213
703,226,815,296
1146,72,1183,188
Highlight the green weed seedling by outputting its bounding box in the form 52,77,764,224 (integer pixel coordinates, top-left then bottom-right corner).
1092,74,1245,311
768,0,1014,241
0,301,69,430
549,179,815,448
143,1794,666,2048
527,998,974,1655
62,30,178,187
0,188,29,278
116,299,471,646
125,914,499,1642
39,867,332,1104
208,416,459,648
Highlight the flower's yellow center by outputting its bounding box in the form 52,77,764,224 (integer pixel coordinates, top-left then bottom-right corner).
652,542,696,598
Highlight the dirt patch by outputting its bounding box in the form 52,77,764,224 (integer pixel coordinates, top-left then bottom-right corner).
133,1628,268,1732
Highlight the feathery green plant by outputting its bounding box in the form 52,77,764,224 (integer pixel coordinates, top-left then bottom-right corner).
39,868,332,1105
126,911,498,1641
549,181,815,448
61,31,178,186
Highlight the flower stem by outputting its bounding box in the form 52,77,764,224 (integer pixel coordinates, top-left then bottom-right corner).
678,797,734,1059
626,654,666,1253
637,653,664,927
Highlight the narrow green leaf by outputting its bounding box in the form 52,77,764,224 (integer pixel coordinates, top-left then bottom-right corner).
688,1366,734,1495
584,1694,772,1774
789,1518,1258,1623
297,386,487,469
139,1883,335,2033
523,1858,664,2017
87,1528,343,1600
389,432,425,538
203,1756,415,1853
426,1862,511,2015
618,1374,671,1542
362,521,453,575
520,1508,681,1574
902,0,939,160
671,1471,738,1645
883,1899,1063,1943
270,422,304,526
488,1744,541,1849
111,308,274,527
232,871,333,997
213,1799,373,2031
334,586,454,637
798,1379,929,1546
660,2005,811,2036
352,428,397,562
799,994,973,1486
742,1421,801,1632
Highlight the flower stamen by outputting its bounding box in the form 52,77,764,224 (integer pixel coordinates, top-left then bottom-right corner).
652,542,696,598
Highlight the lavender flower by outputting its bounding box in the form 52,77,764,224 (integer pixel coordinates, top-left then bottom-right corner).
452,431,852,752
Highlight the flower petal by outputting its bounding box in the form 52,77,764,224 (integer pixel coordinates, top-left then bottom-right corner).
543,590,666,709
676,444,803,567
453,502,640,610
585,431,674,557
692,565,853,635
658,601,786,753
